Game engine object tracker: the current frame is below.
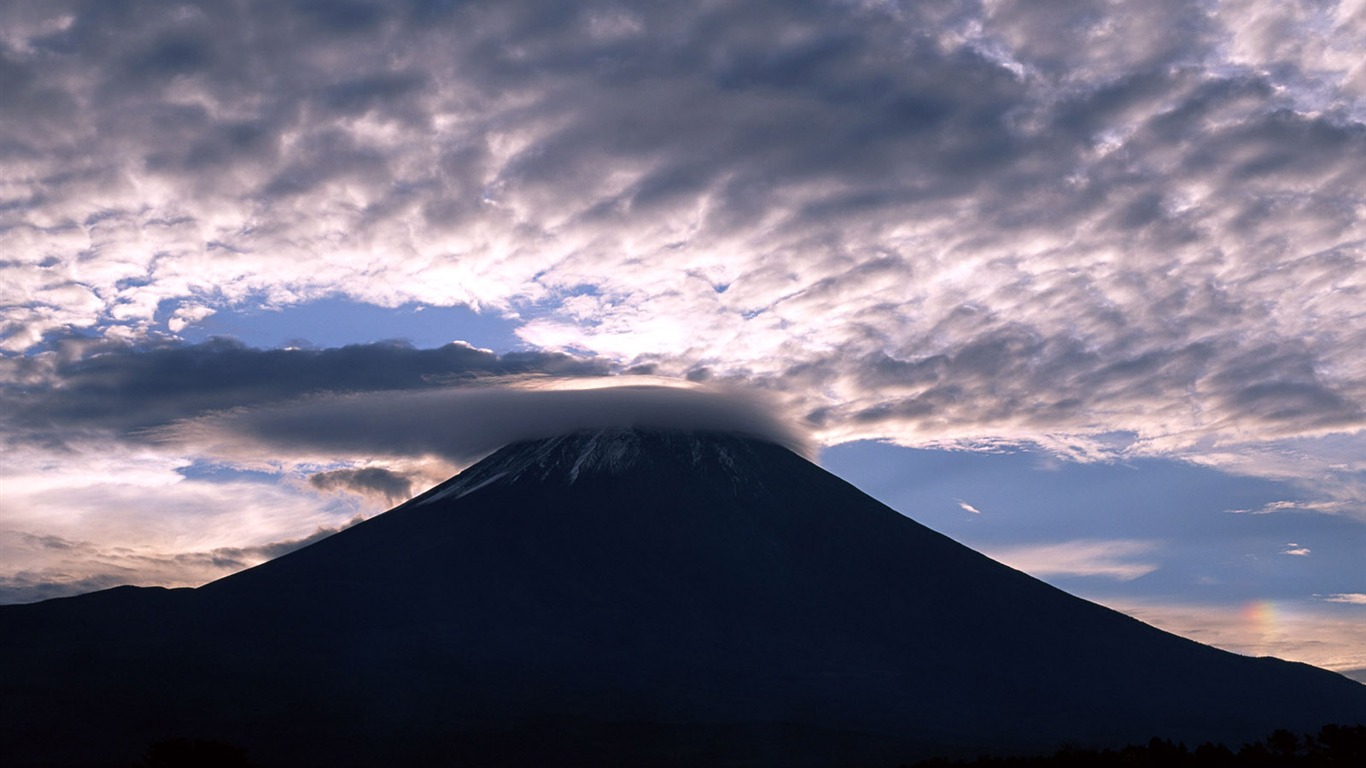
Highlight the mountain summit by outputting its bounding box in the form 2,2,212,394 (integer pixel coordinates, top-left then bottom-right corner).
3,429,1364,766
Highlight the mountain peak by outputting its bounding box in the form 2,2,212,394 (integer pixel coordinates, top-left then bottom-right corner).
6,424,1366,767
417,427,774,505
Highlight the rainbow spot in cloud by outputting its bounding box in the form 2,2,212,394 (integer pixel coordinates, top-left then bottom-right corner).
1241,600,1278,652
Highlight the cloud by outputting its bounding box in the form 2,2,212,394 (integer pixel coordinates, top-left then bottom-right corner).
309,467,414,503
0,0,1360,470
154,379,812,464
0,423,461,605
1318,593,1366,605
1229,500,1355,515
984,539,1160,581
956,499,983,515
0,337,608,448
1202,432,1366,521
1281,544,1312,556
1111,596,1366,679
0,520,362,604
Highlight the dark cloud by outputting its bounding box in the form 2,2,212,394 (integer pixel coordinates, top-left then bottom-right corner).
787,321,1363,446
293,0,388,34
0,1,1241,263
0,337,608,447
309,467,414,502
0,336,808,480
159,383,811,463
2,6,1355,257
320,71,428,117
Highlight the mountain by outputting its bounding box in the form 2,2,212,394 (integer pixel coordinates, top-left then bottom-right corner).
3,428,1364,767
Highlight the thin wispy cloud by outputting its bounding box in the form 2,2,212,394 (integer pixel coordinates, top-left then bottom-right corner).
1229,499,1357,516
1318,593,1366,605
0,519,363,604
982,539,1161,582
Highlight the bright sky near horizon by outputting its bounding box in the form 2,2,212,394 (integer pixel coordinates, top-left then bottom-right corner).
1,1,1363,680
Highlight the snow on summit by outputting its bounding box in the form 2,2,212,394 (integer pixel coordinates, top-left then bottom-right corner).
420,428,775,504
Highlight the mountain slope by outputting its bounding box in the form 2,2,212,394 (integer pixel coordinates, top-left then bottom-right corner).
3,429,1364,766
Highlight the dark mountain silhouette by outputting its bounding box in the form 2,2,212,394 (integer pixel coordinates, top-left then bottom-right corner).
3,429,1364,767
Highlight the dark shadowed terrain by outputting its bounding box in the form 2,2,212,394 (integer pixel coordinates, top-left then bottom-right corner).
3,429,1364,766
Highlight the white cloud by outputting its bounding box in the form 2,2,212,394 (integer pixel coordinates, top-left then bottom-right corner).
1214,0,1366,115
0,434,414,603
0,444,359,551
956,499,983,515
1230,500,1353,515
0,517,364,604
1202,433,1366,521
1318,592,1366,605
982,539,1160,581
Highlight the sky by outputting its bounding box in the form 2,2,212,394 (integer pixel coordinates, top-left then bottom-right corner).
1,0,1363,681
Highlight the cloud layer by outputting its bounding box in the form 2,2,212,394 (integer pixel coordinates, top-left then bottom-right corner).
2,1,1362,454
0,336,804,464
0,337,606,448
156,379,812,464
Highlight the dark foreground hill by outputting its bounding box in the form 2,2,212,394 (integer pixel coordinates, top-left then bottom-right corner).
3,429,1364,767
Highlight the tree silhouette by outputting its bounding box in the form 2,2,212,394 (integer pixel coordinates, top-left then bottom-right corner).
903,725,1366,767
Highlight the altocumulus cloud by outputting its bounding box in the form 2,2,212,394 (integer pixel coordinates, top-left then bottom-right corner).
1,0,1361,474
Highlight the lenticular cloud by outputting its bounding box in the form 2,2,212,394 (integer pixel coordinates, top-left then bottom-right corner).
157,379,812,464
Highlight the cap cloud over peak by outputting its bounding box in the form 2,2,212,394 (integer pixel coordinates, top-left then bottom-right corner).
157,381,813,467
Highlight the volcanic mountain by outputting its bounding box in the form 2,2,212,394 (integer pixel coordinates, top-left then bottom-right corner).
3,429,1364,766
